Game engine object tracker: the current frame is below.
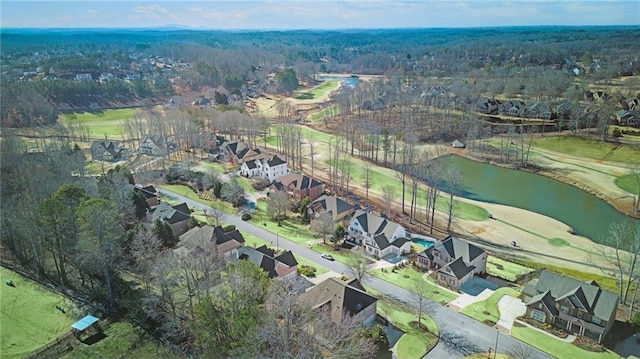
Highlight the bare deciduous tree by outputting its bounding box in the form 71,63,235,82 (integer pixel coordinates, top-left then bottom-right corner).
311,212,335,244
267,190,290,225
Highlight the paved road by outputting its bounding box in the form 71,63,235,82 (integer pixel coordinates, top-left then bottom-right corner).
159,188,553,359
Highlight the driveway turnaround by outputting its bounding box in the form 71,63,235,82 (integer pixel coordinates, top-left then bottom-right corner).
449,288,494,311
497,295,526,332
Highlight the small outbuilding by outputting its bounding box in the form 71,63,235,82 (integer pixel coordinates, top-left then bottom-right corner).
451,140,465,148
72,315,101,340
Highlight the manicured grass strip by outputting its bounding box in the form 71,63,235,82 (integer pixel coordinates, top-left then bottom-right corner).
367,287,439,359
311,243,355,264
293,80,339,100
371,265,458,304
59,109,139,138
516,260,619,293
532,136,640,164
615,174,640,195
486,256,535,282
0,267,76,359
460,287,521,324
310,104,340,120
511,324,619,359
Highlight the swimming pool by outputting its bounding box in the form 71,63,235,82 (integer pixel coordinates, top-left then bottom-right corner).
412,238,435,248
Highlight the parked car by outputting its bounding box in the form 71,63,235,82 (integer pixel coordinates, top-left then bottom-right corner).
321,254,335,261
241,213,252,221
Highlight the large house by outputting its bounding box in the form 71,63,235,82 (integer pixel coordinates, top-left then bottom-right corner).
150,202,192,237
299,277,377,326
499,100,526,117
134,185,160,207
269,173,323,201
90,140,128,162
526,102,553,120
522,270,619,343
615,110,640,128
416,236,487,289
177,225,245,259
474,98,500,114
308,195,357,224
239,155,288,182
230,245,298,280
347,210,411,258
139,135,176,157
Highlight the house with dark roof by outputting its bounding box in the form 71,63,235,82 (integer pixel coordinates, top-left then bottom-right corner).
239,154,288,182
134,185,160,207
308,195,357,225
416,235,487,289
522,270,619,343
150,202,192,237
177,225,245,259
526,102,553,120
615,110,640,128
269,173,323,201
139,135,176,157
230,245,298,280
90,140,129,162
299,277,377,326
474,98,500,114
220,140,250,164
347,210,410,258
499,100,526,117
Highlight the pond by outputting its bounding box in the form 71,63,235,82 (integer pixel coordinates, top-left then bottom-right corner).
316,75,359,88
435,155,639,242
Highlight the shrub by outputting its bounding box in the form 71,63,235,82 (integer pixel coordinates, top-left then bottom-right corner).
223,225,236,232
298,265,317,277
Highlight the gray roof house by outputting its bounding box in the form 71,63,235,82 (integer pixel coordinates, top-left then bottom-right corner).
416,235,487,289
308,195,357,224
177,225,245,259
522,270,619,343
347,210,410,259
90,140,129,162
230,245,298,280
150,202,192,237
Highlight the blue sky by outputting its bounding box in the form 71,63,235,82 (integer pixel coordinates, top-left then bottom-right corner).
1,1,638,29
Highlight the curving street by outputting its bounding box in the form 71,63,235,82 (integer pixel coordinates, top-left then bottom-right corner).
159,188,553,359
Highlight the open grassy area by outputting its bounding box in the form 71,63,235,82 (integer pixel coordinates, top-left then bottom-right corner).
310,104,340,121
459,287,521,324
368,287,439,359
0,267,76,359
293,80,339,100
158,184,236,214
614,173,640,195
247,201,317,244
486,256,535,282
532,136,640,164
62,321,179,359
511,324,619,359
59,109,139,138
311,243,357,263
370,265,458,304
516,260,619,293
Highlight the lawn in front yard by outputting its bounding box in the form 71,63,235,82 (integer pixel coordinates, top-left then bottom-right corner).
247,201,317,244
158,184,236,214
486,256,535,282
0,267,76,359
459,287,521,324
368,288,439,359
371,265,458,304
511,324,619,359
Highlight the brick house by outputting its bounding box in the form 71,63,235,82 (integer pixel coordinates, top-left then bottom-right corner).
269,173,323,202
231,245,298,280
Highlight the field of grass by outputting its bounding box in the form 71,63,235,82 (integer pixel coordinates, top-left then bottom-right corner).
371,265,458,304
486,256,535,282
459,287,521,324
0,267,76,359
59,109,139,138
158,184,236,214
247,201,316,244
368,287,439,359
516,260,619,293
293,80,339,100
511,324,619,359
311,243,357,263
62,321,179,359
614,173,640,195
532,136,640,164
310,104,340,121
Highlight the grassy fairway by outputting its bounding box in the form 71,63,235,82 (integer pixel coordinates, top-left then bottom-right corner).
310,104,340,121
614,173,640,195
368,287,439,359
371,265,458,304
0,267,76,359
511,324,619,359
532,136,640,164
460,287,521,324
486,256,535,282
59,109,138,138
293,80,340,100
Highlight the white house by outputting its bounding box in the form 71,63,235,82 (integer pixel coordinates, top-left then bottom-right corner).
239,155,288,182
347,210,410,258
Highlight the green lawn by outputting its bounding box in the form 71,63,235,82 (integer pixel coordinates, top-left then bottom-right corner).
247,201,317,244
0,267,76,359
371,265,458,304
293,80,339,100
511,324,619,359
614,173,640,195
368,287,439,359
62,321,179,359
460,287,521,324
532,136,640,164
310,104,340,121
59,109,139,138
311,243,357,264
486,256,535,282
516,260,619,293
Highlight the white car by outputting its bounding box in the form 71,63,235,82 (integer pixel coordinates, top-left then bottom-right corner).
321,254,335,261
